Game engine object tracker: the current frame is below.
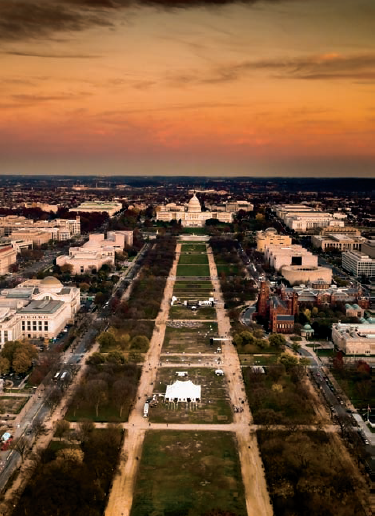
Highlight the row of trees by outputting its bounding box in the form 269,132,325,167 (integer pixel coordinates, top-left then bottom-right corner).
332,355,372,408
258,430,365,516
13,426,123,516
210,237,257,310
233,330,286,353
0,341,38,375
111,236,176,322
244,361,314,425
98,331,149,353
68,363,139,420
297,304,360,339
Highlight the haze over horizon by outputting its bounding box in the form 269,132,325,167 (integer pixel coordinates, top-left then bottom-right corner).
1,0,375,177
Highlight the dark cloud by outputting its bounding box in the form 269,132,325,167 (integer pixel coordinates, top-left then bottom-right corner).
64,0,284,7
169,52,375,85
12,93,82,101
0,0,112,42
3,50,99,58
0,0,292,42
8,93,93,107
253,53,375,81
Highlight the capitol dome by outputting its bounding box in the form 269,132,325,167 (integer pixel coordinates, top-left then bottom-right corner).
187,193,201,213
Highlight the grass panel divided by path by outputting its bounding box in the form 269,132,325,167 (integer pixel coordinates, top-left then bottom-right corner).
131,431,247,516
216,264,240,275
173,290,213,301
169,305,216,320
174,280,212,289
181,227,208,235
178,254,209,265
173,280,214,300
181,243,207,253
149,368,232,424
162,322,218,354
176,264,210,276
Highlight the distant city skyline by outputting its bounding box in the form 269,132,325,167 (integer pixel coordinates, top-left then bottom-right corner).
1,0,375,177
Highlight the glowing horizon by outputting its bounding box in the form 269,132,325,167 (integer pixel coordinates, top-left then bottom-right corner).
1,0,375,177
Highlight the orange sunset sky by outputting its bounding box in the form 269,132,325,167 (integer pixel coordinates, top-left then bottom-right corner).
1,0,375,176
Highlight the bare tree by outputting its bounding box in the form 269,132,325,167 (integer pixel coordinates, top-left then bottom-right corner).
77,420,95,443
55,419,70,441
112,379,134,418
84,379,108,417
10,436,29,459
46,386,63,409
32,420,48,437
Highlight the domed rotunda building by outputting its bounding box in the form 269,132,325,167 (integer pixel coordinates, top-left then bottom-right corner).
156,193,233,227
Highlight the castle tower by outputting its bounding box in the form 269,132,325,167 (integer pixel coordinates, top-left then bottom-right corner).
257,281,270,318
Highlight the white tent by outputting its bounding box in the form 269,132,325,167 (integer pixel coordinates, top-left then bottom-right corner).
165,380,201,403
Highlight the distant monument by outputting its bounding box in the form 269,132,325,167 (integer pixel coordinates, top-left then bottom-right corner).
156,193,233,228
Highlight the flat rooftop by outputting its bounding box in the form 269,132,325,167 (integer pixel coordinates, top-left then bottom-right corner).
19,299,64,314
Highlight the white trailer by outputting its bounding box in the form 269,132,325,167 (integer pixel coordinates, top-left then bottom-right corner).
143,402,149,418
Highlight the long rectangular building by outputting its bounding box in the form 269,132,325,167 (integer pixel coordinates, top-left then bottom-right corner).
69,201,122,216
342,250,375,278
273,204,345,232
332,322,375,356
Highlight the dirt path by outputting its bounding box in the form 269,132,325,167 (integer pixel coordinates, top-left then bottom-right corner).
107,241,274,516
207,245,273,516
105,243,181,516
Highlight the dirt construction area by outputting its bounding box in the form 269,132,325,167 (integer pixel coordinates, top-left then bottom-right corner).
149,367,232,424
162,322,218,354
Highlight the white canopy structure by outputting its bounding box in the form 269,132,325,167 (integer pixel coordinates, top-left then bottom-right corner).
165,380,201,403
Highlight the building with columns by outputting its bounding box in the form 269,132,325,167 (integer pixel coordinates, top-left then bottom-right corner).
156,193,233,227
0,277,80,347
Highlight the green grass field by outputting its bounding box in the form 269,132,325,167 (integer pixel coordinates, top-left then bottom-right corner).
181,244,207,253
173,292,213,301
181,227,208,235
178,254,209,265
169,305,216,320
174,281,213,290
176,264,210,276
131,431,247,516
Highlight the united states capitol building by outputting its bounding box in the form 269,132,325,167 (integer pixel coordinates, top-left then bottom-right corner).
156,193,241,227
